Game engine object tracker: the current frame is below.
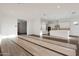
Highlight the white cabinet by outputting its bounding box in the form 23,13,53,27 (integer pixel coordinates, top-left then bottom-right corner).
50,30,69,38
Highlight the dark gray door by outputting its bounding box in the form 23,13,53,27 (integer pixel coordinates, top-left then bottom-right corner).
18,20,27,35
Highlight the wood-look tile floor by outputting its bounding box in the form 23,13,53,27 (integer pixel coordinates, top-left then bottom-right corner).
0,38,63,56
28,35,79,56
28,36,77,50
1,38,32,56
0,35,78,56
18,36,76,56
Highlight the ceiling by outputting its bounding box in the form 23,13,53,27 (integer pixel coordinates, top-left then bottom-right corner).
0,3,79,21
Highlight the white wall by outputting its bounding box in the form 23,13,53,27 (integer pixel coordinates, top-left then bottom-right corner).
27,19,33,35
32,19,41,35
0,15,17,38
70,20,79,36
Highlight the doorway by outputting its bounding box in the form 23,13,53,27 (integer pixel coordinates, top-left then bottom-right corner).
18,20,27,35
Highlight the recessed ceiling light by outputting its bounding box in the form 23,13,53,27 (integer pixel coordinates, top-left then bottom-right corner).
73,21,78,25
57,5,60,8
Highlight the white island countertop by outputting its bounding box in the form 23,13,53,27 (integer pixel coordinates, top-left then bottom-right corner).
50,30,70,39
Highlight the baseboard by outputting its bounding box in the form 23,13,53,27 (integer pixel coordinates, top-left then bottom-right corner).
29,34,40,37
69,35,79,38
